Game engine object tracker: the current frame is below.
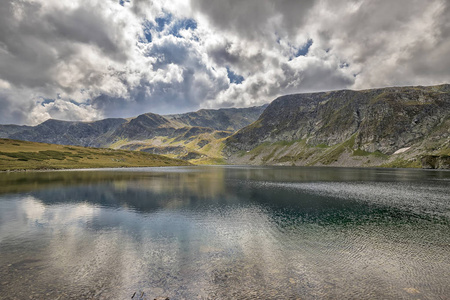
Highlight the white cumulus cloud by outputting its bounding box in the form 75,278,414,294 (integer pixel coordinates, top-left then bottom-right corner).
0,0,449,125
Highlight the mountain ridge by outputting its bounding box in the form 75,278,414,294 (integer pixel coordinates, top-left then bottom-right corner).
224,84,450,168
0,105,268,164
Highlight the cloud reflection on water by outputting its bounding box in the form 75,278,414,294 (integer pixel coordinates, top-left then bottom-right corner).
0,166,449,299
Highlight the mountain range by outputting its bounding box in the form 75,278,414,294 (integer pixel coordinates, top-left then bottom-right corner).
1,84,449,168
0,105,267,164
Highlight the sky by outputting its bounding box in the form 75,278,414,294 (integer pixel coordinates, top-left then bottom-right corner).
0,0,449,125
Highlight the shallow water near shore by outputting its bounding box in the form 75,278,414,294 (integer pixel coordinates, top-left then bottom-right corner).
0,166,449,299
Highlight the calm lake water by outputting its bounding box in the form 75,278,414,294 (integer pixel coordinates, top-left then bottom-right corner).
0,166,449,300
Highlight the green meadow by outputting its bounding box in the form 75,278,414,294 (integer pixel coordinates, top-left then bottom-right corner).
0,139,190,171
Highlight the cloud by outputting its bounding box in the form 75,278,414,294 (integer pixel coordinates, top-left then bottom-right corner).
0,0,449,125
190,0,315,42
0,0,143,124
0,91,29,125
29,99,101,125
306,0,450,89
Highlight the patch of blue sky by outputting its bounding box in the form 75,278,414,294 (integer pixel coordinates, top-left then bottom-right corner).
39,98,54,106
140,20,153,43
294,39,313,57
168,18,197,38
155,13,173,32
68,99,83,106
153,13,197,36
227,67,244,84
140,14,197,44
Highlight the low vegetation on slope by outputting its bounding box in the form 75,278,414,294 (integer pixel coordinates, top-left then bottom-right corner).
0,139,190,171
225,84,450,169
114,128,228,165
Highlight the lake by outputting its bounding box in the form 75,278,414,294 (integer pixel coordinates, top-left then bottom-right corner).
0,166,449,299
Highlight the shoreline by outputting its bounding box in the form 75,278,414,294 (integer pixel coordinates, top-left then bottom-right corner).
2,163,448,174
0,164,193,173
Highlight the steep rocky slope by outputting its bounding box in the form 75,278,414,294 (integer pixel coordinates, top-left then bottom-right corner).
8,118,127,147
0,124,32,138
225,85,450,168
165,105,268,131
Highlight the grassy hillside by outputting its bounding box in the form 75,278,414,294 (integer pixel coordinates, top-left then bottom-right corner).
115,129,228,165
0,139,190,171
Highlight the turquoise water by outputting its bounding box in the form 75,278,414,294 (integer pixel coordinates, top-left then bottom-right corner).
0,166,449,299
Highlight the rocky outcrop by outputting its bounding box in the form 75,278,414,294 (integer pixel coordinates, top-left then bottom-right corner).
110,113,176,142
179,151,203,160
225,84,450,168
421,155,450,169
140,146,186,155
165,105,268,131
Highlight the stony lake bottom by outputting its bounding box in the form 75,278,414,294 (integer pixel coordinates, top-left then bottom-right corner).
0,166,449,300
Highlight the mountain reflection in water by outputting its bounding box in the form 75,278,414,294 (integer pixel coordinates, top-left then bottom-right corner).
0,166,449,299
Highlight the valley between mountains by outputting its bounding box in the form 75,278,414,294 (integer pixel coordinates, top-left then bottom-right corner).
1,84,449,169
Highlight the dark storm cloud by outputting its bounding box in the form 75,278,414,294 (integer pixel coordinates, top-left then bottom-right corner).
0,1,56,89
46,8,127,60
263,62,352,97
309,0,450,88
92,65,229,118
207,43,241,65
190,0,316,41
0,0,129,91
395,1,450,80
206,41,267,74
0,93,28,125
0,0,450,125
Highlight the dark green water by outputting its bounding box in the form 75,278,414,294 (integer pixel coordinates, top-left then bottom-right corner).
0,166,449,299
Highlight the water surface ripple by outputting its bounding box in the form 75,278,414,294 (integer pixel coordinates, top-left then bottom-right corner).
0,166,449,299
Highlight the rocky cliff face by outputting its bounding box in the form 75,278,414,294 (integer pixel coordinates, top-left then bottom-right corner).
110,113,177,142
225,85,450,168
165,105,268,131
